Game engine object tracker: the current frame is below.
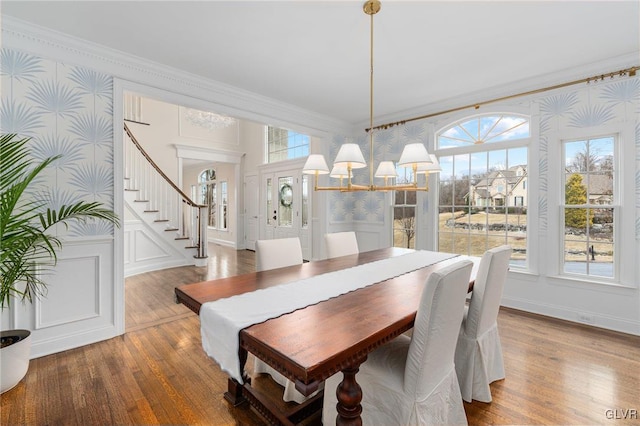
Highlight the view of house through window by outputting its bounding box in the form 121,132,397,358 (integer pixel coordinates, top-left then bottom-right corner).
562,136,616,278
266,126,310,163
436,114,530,267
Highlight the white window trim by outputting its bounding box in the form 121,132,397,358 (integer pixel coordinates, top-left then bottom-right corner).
434,135,533,271
547,123,636,288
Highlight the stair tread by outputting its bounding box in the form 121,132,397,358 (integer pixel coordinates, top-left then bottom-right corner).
144,210,159,213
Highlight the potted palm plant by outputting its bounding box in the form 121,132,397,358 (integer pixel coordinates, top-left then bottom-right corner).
0,133,120,393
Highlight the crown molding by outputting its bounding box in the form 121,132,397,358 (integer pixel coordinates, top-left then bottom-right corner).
357,52,640,131
1,16,354,136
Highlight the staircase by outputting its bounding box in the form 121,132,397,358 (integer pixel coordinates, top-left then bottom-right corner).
123,124,207,277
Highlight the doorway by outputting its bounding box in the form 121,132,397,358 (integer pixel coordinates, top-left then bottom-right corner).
259,159,311,259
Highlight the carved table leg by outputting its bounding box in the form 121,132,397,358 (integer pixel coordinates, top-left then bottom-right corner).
335,357,367,426
223,348,250,406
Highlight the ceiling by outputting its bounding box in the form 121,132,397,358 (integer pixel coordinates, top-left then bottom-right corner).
2,1,639,126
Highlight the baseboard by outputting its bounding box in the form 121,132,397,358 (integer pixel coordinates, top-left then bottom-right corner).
501,296,640,336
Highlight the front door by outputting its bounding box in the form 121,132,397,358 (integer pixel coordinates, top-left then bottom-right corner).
260,163,311,259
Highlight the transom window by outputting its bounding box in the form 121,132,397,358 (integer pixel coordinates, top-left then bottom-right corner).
561,136,616,279
436,114,530,268
438,114,530,149
266,126,310,163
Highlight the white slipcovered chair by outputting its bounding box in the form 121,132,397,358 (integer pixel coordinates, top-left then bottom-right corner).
255,237,303,272
322,259,473,426
455,245,512,403
252,237,318,403
325,231,359,259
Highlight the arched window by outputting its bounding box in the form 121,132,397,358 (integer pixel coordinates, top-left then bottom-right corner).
438,114,529,149
199,169,217,228
436,113,530,269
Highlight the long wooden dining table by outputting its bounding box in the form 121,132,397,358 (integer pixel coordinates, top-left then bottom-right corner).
175,247,479,425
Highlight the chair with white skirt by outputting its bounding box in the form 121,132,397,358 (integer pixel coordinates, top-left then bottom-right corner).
252,237,318,403
325,231,359,259
454,245,512,403
255,237,303,272
322,259,473,426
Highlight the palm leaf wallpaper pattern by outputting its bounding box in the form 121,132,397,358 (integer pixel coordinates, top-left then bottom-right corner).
0,48,114,237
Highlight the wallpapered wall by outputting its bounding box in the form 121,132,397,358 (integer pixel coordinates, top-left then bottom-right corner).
0,48,114,237
327,123,430,224
330,76,640,240
535,78,640,238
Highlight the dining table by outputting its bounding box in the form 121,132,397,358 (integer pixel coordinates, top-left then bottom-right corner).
175,247,479,426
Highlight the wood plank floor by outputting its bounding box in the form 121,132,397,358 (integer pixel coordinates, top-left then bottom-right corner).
2,245,639,425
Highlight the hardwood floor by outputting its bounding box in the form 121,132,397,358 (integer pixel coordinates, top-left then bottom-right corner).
2,245,639,425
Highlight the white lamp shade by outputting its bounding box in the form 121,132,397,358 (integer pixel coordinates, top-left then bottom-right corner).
334,144,366,169
330,164,350,178
417,154,442,174
398,143,431,168
302,154,330,174
374,161,397,179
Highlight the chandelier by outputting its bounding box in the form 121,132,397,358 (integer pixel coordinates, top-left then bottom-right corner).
185,108,236,130
302,0,440,192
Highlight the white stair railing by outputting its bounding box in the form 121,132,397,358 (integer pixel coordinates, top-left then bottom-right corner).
124,123,207,260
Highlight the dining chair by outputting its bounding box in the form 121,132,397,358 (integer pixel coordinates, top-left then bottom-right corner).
255,237,303,271
322,259,473,426
325,231,359,259
252,237,317,403
454,245,512,403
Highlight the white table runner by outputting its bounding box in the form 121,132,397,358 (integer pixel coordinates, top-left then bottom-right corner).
200,250,456,383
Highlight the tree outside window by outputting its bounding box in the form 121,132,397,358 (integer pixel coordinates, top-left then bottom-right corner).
562,137,615,278
199,169,217,228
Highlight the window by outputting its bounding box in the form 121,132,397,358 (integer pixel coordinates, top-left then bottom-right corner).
266,126,310,163
436,114,530,268
561,136,615,279
393,190,416,249
302,175,309,228
199,169,217,228
220,181,228,230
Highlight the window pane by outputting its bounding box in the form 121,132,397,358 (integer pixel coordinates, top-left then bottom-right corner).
301,175,309,228
565,173,588,206
265,178,272,225
436,116,529,267
220,182,228,230
267,126,310,163
438,230,454,253
437,114,530,149
590,243,614,278
278,177,293,227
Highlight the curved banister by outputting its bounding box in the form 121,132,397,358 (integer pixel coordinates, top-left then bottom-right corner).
124,122,208,260
124,123,205,208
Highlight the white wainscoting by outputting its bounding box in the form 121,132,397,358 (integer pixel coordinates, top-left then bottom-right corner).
124,220,194,277
6,239,120,359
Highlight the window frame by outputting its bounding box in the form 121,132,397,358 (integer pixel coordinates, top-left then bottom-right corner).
559,134,619,282
548,123,635,289
434,113,532,270
199,169,218,229
265,125,310,164
219,180,228,231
